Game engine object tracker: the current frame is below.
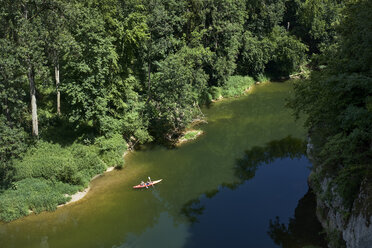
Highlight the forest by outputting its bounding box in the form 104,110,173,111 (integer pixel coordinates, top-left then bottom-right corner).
0,1,370,240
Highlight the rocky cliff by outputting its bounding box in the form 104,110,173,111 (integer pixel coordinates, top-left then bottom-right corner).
307,137,372,248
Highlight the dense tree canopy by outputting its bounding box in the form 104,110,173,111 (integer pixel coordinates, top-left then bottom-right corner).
1,0,365,225
1,0,319,148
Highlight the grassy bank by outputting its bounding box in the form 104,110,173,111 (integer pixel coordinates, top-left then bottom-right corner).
208,75,256,101
0,134,127,222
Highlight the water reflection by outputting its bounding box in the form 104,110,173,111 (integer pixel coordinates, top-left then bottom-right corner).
181,136,306,224
235,136,306,181
181,136,325,247
268,190,327,248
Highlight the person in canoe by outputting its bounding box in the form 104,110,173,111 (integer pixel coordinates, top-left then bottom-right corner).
133,179,162,189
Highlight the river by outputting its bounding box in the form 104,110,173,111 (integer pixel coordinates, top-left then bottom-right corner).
0,82,326,248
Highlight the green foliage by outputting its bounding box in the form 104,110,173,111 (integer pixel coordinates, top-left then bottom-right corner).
150,45,210,139
209,86,222,100
95,134,127,168
182,130,201,141
0,0,361,224
332,165,366,210
266,26,308,77
238,32,272,76
0,178,78,222
103,76,153,144
256,74,271,83
61,3,117,125
293,0,344,54
201,0,246,85
13,141,106,187
0,119,29,188
0,39,28,126
221,76,255,98
238,27,308,78
288,0,372,216
245,0,287,35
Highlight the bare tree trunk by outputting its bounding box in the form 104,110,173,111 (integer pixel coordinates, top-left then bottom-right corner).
55,63,61,115
28,64,38,136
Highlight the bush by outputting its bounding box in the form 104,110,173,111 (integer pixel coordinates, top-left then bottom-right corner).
266,26,308,77
256,74,270,83
221,76,255,98
209,86,222,100
0,120,29,188
95,133,127,168
12,141,106,187
0,178,78,222
13,142,76,183
69,144,106,186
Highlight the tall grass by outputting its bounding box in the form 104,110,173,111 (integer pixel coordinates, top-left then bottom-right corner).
0,178,78,222
12,141,106,187
208,76,255,100
256,74,270,83
0,134,127,222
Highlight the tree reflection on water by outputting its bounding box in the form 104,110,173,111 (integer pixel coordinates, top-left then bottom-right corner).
235,135,306,182
181,136,326,247
268,189,327,248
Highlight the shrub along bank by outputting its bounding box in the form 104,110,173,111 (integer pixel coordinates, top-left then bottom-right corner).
0,75,254,222
0,135,126,222
208,76,256,100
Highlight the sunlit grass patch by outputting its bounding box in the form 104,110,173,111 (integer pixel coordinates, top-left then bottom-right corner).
178,130,203,145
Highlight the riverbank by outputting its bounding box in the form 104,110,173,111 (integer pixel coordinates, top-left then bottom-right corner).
0,78,263,223
58,151,129,208
61,79,261,206
209,76,256,102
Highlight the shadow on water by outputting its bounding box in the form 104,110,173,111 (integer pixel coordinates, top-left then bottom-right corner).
234,135,306,182
268,189,328,248
181,135,306,224
181,136,326,247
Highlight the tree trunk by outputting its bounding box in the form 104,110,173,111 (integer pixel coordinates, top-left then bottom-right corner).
55,63,61,115
28,64,38,137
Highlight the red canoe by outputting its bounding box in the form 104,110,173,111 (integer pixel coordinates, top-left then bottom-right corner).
133,179,163,189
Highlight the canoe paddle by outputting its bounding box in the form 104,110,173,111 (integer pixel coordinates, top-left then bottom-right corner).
148,176,154,188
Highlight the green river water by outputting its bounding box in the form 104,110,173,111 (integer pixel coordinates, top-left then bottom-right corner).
0,82,325,248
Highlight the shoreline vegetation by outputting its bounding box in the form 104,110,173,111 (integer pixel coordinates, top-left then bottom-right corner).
176,130,204,146
61,78,263,207
61,78,268,206
0,77,264,223
58,150,129,208
0,136,128,222
60,77,264,206
58,161,116,208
